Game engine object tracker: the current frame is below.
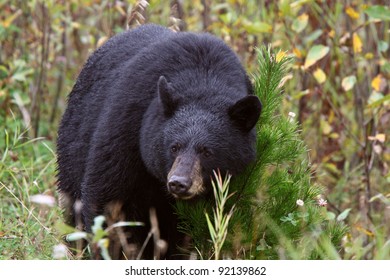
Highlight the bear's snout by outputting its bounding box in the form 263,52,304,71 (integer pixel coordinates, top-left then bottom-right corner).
167,175,192,196
167,153,205,199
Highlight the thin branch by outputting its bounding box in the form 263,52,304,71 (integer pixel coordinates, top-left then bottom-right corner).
50,20,67,124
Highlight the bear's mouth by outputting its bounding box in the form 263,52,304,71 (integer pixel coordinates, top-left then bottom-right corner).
167,181,204,200
169,191,196,200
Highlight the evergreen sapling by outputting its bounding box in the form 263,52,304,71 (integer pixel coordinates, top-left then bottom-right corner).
175,46,347,259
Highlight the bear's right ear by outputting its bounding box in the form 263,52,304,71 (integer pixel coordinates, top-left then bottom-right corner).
158,76,180,116
229,95,262,132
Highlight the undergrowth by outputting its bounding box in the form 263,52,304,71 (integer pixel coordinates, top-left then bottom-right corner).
0,118,60,259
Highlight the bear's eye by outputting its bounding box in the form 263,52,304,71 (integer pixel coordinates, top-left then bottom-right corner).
202,148,212,158
171,143,181,154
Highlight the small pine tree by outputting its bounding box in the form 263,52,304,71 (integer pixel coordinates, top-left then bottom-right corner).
175,46,347,259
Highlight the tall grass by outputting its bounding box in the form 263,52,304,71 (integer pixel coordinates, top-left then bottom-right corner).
0,119,60,259
205,171,235,260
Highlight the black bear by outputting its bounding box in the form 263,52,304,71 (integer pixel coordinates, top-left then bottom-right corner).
57,24,261,259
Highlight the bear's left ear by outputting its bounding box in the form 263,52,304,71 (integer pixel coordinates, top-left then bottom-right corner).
158,76,180,116
228,95,262,132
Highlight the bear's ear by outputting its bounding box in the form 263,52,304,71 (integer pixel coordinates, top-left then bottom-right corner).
228,95,262,132
158,76,180,116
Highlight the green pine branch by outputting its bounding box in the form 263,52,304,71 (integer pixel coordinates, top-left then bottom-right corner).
175,46,348,260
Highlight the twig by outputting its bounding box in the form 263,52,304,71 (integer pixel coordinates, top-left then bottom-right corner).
345,11,374,245
201,0,211,31
136,208,164,260
321,86,365,147
50,20,67,124
31,2,51,137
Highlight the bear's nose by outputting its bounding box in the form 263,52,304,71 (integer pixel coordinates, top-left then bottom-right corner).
167,175,192,195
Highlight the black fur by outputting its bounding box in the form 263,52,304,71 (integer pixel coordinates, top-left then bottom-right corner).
57,24,261,259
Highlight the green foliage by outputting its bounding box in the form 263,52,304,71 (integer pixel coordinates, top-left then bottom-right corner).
241,47,349,260
364,5,390,21
175,46,348,259
0,119,60,259
175,197,211,257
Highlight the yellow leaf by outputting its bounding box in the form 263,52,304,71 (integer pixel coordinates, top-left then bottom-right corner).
365,52,374,59
376,134,386,143
276,50,287,62
71,22,81,29
353,33,362,53
1,10,22,28
321,119,332,135
376,133,386,143
298,12,309,21
313,68,326,84
368,133,386,143
328,110,335,124
355,225,375,237
293,48,302,59
328,29,335,38
371,74,386,92
384,150,390,162
371,74,381,91
346,6,360,19
329,132,340,139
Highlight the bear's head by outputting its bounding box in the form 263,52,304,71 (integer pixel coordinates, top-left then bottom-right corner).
140,76,262,200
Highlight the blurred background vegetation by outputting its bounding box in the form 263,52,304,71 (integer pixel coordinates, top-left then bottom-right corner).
0,0,389,259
